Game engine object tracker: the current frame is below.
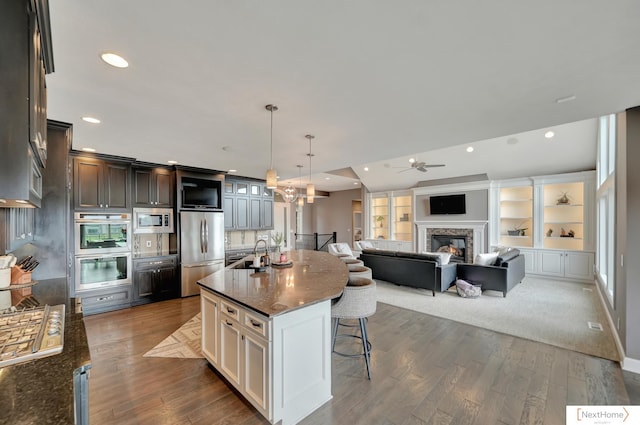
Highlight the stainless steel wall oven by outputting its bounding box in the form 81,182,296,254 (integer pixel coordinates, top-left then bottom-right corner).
74,212,132,292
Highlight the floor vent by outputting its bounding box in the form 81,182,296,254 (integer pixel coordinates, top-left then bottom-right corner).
588,321,603,331
582,287,593,292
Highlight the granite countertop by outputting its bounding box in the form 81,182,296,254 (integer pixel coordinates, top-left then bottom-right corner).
0,278,91,425
198,249,349,317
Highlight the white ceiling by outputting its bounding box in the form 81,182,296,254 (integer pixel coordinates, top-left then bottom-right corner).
46,1,640,193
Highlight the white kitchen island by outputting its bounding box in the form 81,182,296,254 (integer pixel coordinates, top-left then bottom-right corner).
198,249,349,425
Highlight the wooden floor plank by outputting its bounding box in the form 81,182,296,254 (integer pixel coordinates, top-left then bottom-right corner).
82,297,631,425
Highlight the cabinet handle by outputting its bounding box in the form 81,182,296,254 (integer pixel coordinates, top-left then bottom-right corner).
226,307,235,314
97,295,114,301
249,319,262,328
225,320,233,326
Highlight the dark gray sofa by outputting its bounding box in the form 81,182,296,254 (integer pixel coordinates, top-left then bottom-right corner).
456,249,525,297
360,249,457,296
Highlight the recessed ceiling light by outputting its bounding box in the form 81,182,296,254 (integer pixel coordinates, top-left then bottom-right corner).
555,95,576,104
545,131,555,139
353,182,359,185
167,160,178,165
82,116,101,124
325,177,331,180
227,169,237,173
466,146,474,153
82,147,96,152
409,158,416,163
364,167,369,171
100,52,129,68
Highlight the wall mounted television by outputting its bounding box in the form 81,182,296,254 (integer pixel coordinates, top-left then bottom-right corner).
429,194,466,215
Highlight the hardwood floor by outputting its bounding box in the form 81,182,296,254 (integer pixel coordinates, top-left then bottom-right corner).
83,297,630,425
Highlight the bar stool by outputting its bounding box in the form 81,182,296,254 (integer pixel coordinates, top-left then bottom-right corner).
348,265,372,280
331,276,376,379
342,258,364,267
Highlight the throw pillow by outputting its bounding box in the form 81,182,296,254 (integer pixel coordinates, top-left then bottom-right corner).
422,251,452,265
474,252,499,266
455,279,482,298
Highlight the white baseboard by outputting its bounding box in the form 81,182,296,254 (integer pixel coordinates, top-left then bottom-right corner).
622,357,640,374
592,281,627,364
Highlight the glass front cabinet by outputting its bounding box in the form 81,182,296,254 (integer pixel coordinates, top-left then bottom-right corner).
490,171,595,282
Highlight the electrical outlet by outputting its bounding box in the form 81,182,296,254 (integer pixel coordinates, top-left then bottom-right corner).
146,241,152,248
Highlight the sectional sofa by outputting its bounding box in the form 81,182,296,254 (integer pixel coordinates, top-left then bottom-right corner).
359,249,457,296
360,248,525,297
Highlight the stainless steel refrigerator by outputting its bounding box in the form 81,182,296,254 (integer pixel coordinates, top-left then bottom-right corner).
180,211,225,297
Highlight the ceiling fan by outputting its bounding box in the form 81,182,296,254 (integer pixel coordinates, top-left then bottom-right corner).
396,158,445,173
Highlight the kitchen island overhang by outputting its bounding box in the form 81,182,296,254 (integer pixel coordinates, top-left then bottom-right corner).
197,249,349,425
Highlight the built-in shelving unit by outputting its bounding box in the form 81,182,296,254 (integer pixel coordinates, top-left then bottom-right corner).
499,186,533,248
371,195,389,240
490,171,595,282
542,181,584,251
392,194,412,242
366,191,414,249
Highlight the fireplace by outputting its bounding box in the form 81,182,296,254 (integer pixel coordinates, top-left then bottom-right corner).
431,234,467,263
416,221,487,264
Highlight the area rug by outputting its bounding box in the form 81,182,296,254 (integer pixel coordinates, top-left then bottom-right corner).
375,276,620,361
143,313,204,359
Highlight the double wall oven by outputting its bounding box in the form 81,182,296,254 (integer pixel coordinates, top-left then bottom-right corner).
74,213,132,292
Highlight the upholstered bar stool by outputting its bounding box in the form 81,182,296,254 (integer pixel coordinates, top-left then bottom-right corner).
342,258,364,267
348,265,372,280
331,277,376,379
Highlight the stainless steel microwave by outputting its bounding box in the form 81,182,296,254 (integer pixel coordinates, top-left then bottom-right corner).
132,207,174,234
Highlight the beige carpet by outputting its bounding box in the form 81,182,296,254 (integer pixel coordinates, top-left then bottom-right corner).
145,277,619,362
376,276,620,361
143,313,204,359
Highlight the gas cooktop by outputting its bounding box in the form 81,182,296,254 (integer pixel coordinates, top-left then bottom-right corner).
0,304,65,368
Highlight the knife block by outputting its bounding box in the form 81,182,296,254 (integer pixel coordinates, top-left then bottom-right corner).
10,267,32,305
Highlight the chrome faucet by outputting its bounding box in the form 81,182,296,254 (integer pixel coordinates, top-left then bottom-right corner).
253,239,269,257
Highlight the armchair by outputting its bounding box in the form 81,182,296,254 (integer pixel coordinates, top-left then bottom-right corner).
456,249,525,297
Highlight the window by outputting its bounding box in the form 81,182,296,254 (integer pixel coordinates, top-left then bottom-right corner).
596,114,616,302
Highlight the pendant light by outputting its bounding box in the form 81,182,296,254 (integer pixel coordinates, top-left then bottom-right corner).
282,179,298,203
265,104,278,189
305,134,315,203
297,165,304,207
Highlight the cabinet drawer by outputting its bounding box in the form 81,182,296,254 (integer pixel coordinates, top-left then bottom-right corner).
244,310,270,340
79,285,132,315
134,256,177,270
220,300,241,321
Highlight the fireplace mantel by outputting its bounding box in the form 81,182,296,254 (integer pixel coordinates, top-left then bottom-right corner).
415,221,488,261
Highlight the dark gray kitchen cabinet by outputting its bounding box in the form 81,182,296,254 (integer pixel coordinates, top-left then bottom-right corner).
133,166,174,207
224,178,273,230
73,155,131,212
0,0,53,207
79,285,133,315
132,255,178,305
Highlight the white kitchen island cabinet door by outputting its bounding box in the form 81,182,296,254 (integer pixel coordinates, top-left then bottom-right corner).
200,290,219,366
243,332,270,419
219,317,242,387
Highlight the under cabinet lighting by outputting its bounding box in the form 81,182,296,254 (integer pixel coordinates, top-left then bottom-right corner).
101,52,129,68
167,160,178,165
82,148,96,153
227,169,237,173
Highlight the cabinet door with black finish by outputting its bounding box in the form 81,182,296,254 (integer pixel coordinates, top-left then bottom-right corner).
103,162,129,210
155,266,178,298
133,268,155,301
154,168,173,207
133,168,153,206
74,157,102,210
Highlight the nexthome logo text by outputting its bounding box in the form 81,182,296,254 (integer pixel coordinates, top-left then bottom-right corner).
566,406,635,425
